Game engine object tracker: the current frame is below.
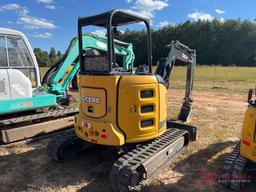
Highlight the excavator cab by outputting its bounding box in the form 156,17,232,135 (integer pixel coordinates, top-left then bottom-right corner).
0,28,41,100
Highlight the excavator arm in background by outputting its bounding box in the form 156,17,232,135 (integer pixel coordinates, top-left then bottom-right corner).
155,41,196,122
42,33,135,104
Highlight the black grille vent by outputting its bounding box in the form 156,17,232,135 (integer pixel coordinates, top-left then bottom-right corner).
141,119,154,127
140,90,153,98
141,105,154,113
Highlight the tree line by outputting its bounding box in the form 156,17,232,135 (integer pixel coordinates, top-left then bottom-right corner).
34,47,62,67
34,19,256,67
119,19,256,66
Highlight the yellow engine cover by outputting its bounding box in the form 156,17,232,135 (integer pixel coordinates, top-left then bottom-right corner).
240,106,256,163
118,76,167,143
75,75,167,146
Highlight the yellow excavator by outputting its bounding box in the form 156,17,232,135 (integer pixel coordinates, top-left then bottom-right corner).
221,89,256,191
48,9,197,191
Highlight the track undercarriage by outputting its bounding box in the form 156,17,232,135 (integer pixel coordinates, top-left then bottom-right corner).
0,108,79,144
47,121,197,191
221,143,256,191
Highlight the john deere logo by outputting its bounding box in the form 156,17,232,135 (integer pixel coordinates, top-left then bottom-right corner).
82,96,100,104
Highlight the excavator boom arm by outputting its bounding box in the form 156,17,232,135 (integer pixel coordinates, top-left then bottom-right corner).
155,41,196,122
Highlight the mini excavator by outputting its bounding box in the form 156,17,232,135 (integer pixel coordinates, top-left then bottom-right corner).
221,89,256,191
48,9,197,191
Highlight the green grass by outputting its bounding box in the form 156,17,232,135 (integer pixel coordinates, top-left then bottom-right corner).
40,66,256,93
165,66,256,93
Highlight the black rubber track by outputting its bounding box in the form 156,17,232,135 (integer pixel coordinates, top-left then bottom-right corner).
47,129,93,161
221,142,256,191
220,142,241,188
109,128,189,192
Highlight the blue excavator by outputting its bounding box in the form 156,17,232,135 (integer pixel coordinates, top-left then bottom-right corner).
0,28,135,143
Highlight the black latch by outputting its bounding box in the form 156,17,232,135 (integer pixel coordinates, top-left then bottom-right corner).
88,106,94,113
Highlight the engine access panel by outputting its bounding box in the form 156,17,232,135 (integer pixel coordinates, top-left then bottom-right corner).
75,75,167,146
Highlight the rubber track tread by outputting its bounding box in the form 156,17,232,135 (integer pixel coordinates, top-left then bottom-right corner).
221,142,241,188
231,154,247,191
109,128,188,191
221,142,252,191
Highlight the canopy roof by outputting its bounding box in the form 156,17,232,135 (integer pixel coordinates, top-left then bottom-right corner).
78,9,150,27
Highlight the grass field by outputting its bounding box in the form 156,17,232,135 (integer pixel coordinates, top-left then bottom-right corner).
168,66,256,93
0,66,253,192
41,66,256,93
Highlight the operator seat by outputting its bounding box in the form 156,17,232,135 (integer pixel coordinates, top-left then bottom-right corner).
84,49,101,57
135,64,149,75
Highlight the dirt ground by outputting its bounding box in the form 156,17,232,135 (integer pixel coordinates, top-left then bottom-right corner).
0,89,247,192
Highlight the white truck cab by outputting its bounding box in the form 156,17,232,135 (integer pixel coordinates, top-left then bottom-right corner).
0,28,40,100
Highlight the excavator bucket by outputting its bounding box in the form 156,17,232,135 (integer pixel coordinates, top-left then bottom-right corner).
178,105,192,122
